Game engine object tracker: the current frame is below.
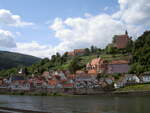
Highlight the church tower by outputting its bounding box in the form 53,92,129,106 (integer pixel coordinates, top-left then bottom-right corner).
125,30,128,35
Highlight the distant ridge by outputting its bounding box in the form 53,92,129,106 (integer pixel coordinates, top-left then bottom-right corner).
0,50,41,70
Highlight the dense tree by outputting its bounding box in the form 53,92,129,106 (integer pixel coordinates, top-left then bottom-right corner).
68,57,84,74
84,48,90,55
105,44,117,54
126,38,134,53
132,31,150,71
129,63,145,74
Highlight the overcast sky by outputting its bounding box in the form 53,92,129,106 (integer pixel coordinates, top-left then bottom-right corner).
0,0,149,58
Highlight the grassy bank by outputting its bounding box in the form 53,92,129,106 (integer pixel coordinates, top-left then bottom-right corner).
117,84,150,92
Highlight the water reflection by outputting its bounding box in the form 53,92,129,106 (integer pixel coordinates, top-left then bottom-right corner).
0,95,150,113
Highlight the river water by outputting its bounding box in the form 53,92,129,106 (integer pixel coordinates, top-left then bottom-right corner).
0,95,149,113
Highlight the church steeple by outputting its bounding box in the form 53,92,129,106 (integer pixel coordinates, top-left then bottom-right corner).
125,30,128,35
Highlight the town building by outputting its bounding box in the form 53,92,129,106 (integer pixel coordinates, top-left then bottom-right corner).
0,78,3,86
86,58,108,74
113,31,131,49
107,60,130,74
67,49,85,56
141,72,150,83
114,74,140,89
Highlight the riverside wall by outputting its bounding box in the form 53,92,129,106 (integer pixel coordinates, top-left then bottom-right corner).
1,88,150,96
0,87,106,95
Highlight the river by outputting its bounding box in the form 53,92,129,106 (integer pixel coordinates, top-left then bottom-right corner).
0,95,149,113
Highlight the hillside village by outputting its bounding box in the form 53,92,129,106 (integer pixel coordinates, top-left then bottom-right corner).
0,30,150,94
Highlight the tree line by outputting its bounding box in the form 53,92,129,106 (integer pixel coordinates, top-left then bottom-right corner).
0,30,150,77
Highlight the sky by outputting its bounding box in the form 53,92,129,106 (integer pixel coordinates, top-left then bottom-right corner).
0,0,149,58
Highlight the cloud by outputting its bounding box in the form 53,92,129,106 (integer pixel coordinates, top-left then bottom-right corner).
12,41,54,58
50,18,65,31
0,9,34,27
48,0,149,57
7,0,149,58
113,0,150,26
50,14,126,50
13,41,72,58
0,29,16,48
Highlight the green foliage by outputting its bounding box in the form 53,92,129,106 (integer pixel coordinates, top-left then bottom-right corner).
112,35,117,43
96,73,101,81
129,63,145,74
118,84,150,91
113,73,121,80
126,38,133,53
90,45,102,54
84,48,90,56
106,44,117,54
100,54,129,62
0,30,150,77
0,51,41,70
132,31,150,72
68,56,84,73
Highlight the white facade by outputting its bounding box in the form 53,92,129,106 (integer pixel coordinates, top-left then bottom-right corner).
125,74,140,83
142,75,150,83
114,74,140,89
10,83,30,90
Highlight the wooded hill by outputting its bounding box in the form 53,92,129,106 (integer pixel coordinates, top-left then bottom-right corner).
0,51,41,70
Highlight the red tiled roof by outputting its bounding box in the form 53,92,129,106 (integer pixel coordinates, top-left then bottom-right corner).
67,51,74,56
48,80,57,86
67,49,85,56
88,69,97,75
89,58,106,66
67,74,75,79
60,79,67,83
109,60,129,64
63,83,74,88
74,49,85,54
90,58,101,65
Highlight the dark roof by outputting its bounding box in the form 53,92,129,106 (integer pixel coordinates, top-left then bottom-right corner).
11,76,25,81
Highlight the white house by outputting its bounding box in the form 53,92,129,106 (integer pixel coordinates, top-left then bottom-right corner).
114,74,140,89
141,72,150,83
125,74,140,83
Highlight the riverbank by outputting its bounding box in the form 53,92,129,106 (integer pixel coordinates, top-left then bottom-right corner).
110,83,150,96
117,83,150,91
0,91,75,97
1,90,150,97
0,84,150,96
1,91,150,96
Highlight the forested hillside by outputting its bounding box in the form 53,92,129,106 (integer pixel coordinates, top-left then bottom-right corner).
130,31,150,73
0,51,41,70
